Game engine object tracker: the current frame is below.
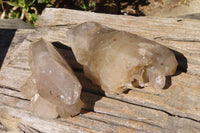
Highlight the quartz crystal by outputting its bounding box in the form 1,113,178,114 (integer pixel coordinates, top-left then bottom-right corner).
67,22,178,93
31,93,58,119
21,38,82,118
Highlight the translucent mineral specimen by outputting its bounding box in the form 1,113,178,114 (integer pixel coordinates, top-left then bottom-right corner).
21,38,82,118
67,22,178,93
21,75,37,99
31,93,58,119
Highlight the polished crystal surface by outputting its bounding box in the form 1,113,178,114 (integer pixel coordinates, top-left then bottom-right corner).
21,38,82,118
67,22,178,93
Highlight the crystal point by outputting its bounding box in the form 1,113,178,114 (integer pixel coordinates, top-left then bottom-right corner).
21,38,82,118
67,22,178,93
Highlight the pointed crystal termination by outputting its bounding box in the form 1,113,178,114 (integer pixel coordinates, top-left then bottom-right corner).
21,38,82,119
67,22,178,93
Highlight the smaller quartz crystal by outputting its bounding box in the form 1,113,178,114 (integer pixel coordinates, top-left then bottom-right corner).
31,93,58,119
21,38,82,118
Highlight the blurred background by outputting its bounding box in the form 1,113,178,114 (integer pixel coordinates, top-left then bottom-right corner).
0,0,200,25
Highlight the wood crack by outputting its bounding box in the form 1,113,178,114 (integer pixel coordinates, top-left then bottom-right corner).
56,118,99,132
36,24,77,29
18,123,43,133
154,37,200,42
106,95,200,123
8,66,30,71
80,111,163,132
0,93,30,101
0,85,20,92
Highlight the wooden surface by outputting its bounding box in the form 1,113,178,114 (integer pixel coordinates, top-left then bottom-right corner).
0,19,34,69
0,19,34,29
0,8,200,133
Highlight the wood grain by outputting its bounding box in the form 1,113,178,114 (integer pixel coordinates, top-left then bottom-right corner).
1,9,200,132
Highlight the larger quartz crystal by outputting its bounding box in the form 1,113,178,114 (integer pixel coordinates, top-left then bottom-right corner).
67,22,178,93
21,39,82,118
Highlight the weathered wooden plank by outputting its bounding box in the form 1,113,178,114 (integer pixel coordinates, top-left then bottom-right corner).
1,9,200,132
0,19,34,29
1,31,200,122
1,60,200,122
1,84,200,133
0,66,31,90
5,26,200,78
2,30,200,120
0,105,99,133
0,19,34,70
36,8,200,41
0,28,35,71
93,94,200,132
0,37,199,131
0,87,160,132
